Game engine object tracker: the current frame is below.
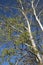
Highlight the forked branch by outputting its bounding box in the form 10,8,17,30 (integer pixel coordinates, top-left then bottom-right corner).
19,0,42,63
31,1,43,31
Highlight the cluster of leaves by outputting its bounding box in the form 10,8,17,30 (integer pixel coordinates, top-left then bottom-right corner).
0,17,40,54
0,17,28,42
2,48,15,57
15,31,31,45
6,18,32,46
0,17,33,51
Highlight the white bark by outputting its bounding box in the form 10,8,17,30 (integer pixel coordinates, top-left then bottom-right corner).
19,0,42,63
15,60,18,65
22,11,42,62
35,0,40,8
38,9,43,17
31,1,43,31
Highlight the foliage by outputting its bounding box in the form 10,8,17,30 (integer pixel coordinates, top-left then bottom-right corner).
15,31,31,45
2,48,15,57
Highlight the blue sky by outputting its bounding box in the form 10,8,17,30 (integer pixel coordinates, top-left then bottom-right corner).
0,0,43,17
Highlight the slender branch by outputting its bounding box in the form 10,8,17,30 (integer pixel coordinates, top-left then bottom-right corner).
19,0,24,10
31,1,43,31
38,9,43,17
35,0,40,8
10,25,23,33
15,60,18,65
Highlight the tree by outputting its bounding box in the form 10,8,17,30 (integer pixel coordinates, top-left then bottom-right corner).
0,0,43,65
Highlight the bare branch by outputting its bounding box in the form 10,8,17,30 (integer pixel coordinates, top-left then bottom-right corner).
35,0,40,8
38,9,43,17
19,0,24,10
31,1,43,31
15,60,18,65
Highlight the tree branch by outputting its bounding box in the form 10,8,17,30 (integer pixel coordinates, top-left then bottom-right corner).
35,0,40,8
19,0,42,63
38,9,43,17
31,1,43,31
